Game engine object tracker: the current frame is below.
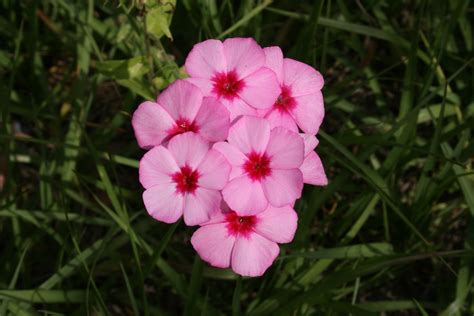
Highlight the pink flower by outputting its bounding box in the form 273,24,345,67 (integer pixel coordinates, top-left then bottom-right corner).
132,80,230,149
191,204,298,277
300,134,328,186
262,46,325,135
213,116,304,214
185,38,280,120
139,132,231,225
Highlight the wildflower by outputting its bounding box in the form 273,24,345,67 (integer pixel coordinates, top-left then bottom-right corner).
139,132,230,225
300,134,328,185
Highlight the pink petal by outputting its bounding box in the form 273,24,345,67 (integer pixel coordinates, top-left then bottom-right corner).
262,169,303,207
194,97,230,142
302,133,319,156
227,116,270,154
222,176,268,215
143,184,184,223
254,205,298,243
183,188,221,226
186,77,214,95
223,37,265,78
192,222,235,268
231,233,279,277
283,58,324,96
131,101,175,149
212,142,246,166
300,151,328,186
266,127,304,169
265,108,298,132
238,68,280,110
197,149,231,190
292,91,325,135
185,39,226,79
156,80,203,122
221,97,258,121
263,46,284,83
167,132,209,169
139,146,179,189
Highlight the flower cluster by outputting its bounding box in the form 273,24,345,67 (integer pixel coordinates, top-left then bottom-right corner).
132,38,327,277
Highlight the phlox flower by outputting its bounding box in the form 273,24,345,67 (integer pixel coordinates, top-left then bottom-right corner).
214,116,304,214
261,46,324,135
132,80,230,149
300,134,328,186
185,38,280,120
191,203,298,277
139,132,230,226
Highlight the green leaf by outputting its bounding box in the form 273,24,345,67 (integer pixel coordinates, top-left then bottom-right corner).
146,1,176,40
96,56,150,80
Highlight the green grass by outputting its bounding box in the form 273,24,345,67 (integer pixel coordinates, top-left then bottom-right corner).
1,0,473,315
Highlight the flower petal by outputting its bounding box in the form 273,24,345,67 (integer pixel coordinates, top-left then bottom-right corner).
167,132,209,169
186,77,214,95
231,233,279,277
192,223,235,268
302,133,319,156
185,39,226,79
223,37,264,78
221,97,258,121
194,97,230,142
143,184,184,224
156,80,203,122
183,188,221,226
212,142,247,166
266,127,304,169
300,151,328,186
227,116,270,154
265,108,298,132
198,149,231,190
292,91,325,135
264,46,284,83
254,205,298,243
131,101,175,149
139,146,179,189
283,58,324,96
262,169,303,207
238,68,280,110
222,176,267,215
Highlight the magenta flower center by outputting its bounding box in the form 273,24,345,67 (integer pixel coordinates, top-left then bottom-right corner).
171,165,199,194
168,118,199,138
274,85,296,113
211,70,244,100
225,211,257,237
243,152,271,181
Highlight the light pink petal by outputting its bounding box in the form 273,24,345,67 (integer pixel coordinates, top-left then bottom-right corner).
156,80,203,121
263,46,284,83
197,149,231,190
191,223,235,268
185,39,226,79
212,142,246,166
266,127,304,169
283,58,324,96
227,116,270,154
131,101,175,149
194,97,230,142
143,184,184,223
139,146,179,189
254,205,298,243
300,151,328,186
221,97,258,121
199,208,228,226
262,169,303,207
223,38,265,78
231,233,279,277
238,68,280,110
183,188,221,226
167,132,209,168
222,176,267,215
186,77,214,95
265,108,298,132
302,133,319,156
292,91,325,135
